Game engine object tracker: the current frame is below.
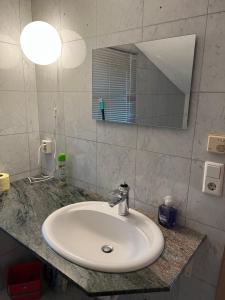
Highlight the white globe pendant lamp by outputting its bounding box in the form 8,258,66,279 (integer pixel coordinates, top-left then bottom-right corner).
20,21,62,65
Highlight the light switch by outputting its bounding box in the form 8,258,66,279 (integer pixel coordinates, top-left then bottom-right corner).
207,134,225,154
202,161,224,196
207,164,221,179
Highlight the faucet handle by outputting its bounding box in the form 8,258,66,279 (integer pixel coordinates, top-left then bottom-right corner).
120,182,128,188
119,182,129,194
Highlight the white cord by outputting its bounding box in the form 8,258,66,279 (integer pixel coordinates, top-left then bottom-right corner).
28,175,54,184
37,144,41,166
28,106,58,184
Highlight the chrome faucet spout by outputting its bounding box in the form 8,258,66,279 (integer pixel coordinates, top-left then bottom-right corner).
108,189,122,207
108,183,129,216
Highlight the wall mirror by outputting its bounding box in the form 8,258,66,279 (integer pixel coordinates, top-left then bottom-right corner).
92,34,196,129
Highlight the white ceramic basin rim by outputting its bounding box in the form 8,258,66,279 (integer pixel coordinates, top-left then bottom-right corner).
42,201,164,273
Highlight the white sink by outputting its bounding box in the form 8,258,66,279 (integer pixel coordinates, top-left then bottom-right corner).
42,201,164,273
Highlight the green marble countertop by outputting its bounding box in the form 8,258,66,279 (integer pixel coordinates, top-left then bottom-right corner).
0,179,205,296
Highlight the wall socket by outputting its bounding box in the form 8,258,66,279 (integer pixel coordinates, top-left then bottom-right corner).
207,134,225,154
202,161,224,196
41,139,52,154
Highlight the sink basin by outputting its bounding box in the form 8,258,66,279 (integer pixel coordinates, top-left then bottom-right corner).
42,201,164,273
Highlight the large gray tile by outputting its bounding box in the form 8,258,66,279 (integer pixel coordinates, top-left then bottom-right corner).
137,93,198,158
186,219,225,286
64,92,96,141
35,62,58,91
26,92,39,132
38,92,56,133
201,12,225,92
20,0,32,30
38,92,64,134
10,170,31,182
97,0,143,35
55,92,65,135
177,275,215,300
31,0,60,31
97,143,136,197
135,150,191,216
66,137,96,185
143,16,206,41
61,0,97,42
192,93,225,162
31,0,60,94
208,0,225,13
0,92,27,135
143,16,207,92
96,28,142,48
61,38,96,91
67,177,97,194
143,0,208,27
20,12,36,93
0,43,24,90
0,0,20,44
28,132,40,170
187,160,225,231
97,122,137,148
23,56,37,91
0,134,29,175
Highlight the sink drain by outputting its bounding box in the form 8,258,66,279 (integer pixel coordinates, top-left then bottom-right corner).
101,245,113,253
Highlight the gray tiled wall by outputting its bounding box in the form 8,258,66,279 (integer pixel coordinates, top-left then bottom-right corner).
0,0,40,180
32,1,225,299
0,1,40,289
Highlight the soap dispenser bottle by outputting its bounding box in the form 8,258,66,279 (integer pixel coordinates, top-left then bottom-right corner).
158,195,177,229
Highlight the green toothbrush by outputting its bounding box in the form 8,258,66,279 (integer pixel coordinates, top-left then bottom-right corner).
98,98,105,120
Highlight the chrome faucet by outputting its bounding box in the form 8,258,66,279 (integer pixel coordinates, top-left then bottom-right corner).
108,183,129,216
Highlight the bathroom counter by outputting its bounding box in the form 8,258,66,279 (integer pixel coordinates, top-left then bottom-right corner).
0,179,205,296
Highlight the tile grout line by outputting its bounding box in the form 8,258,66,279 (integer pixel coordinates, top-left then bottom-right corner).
2,89,225,93
183,93,201,225
184,3,210,224
141,0,145,42
191,274,217,289
186,216,225,234
61,133,210,162
1,10,224,47
19,0,32,176
142,9,225,33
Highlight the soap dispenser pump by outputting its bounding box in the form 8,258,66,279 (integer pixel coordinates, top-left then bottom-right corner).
158,195,177,229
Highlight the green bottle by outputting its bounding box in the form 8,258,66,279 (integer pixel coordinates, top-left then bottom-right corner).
57,153,66,184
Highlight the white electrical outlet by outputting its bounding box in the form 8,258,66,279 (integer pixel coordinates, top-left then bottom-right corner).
202,161,224,196
41,139,52,154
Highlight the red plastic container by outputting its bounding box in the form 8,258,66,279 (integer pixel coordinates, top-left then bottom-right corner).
7,261,42,300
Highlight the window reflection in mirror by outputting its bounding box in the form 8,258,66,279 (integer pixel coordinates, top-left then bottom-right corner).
92,34,196,129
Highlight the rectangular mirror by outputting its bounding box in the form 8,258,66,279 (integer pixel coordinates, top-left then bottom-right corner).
92,34,196,129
